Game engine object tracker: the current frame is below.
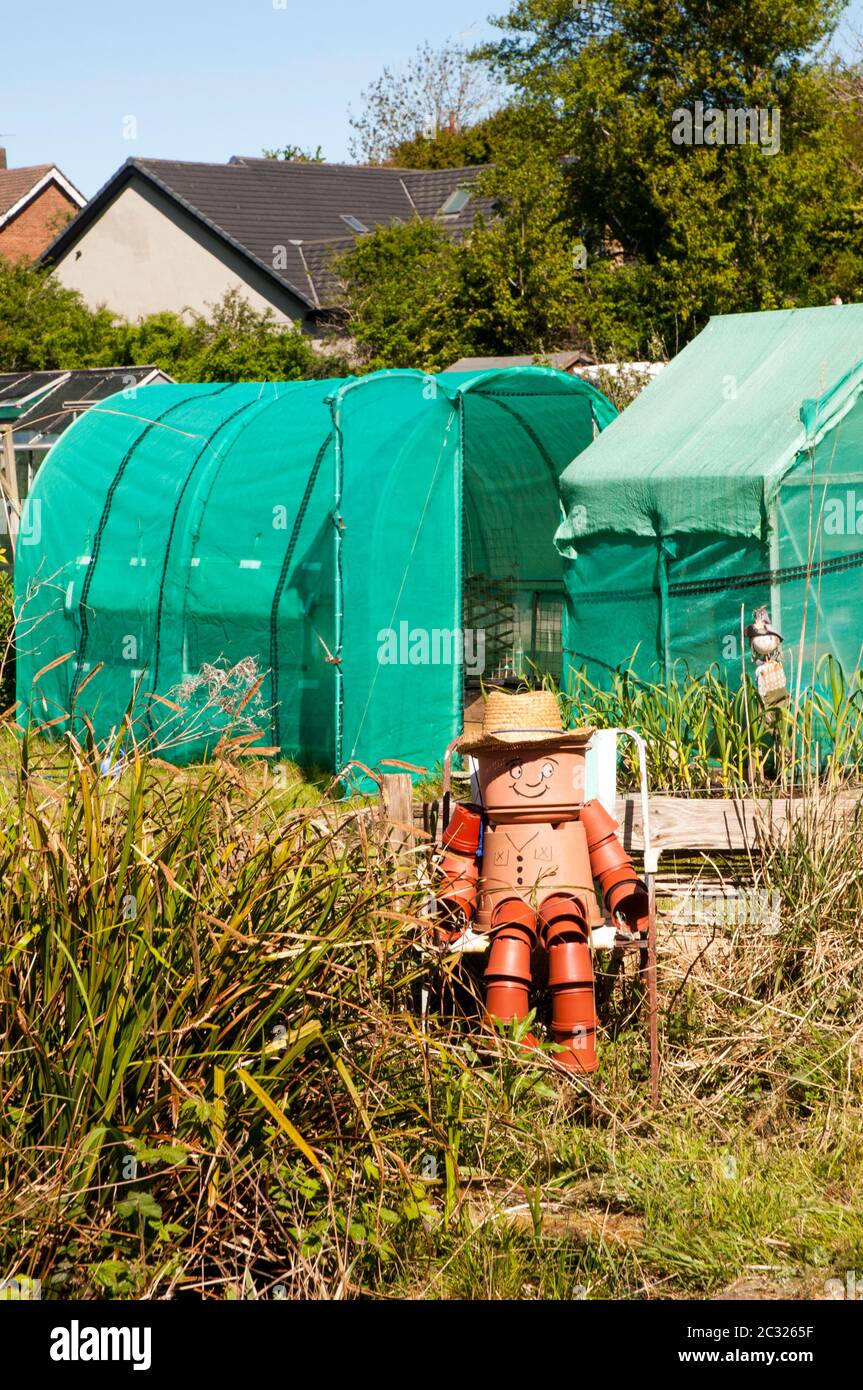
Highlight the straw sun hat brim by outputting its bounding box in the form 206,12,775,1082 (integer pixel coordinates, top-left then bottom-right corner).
457,689,593,755
458,727,595,755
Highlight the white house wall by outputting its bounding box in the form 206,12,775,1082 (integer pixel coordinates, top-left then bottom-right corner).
53,176,307,326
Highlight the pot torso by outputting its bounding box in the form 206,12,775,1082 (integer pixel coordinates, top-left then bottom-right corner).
476,818,603,931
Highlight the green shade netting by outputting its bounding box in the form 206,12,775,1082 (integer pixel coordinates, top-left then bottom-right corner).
16,366,614,775
557,303,863,545
555,305,863,689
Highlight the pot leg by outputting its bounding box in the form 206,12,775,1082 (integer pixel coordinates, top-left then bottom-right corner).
539,893,599,1074
484,898,538,1048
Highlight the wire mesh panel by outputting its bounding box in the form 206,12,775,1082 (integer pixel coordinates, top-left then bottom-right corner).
530,593,564,680
463,570,518,680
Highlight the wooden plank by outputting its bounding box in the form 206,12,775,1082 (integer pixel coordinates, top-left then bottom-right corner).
614,790,862,853
334,790,861,858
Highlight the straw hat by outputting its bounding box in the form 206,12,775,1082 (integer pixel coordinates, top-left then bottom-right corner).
459,689,592,754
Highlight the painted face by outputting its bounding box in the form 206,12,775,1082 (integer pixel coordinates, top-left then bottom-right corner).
477,741,588,821
506,753,559,800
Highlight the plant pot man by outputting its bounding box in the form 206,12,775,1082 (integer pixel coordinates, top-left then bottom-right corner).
437,691,648,1072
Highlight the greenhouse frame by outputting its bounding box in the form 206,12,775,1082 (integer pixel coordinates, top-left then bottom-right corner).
16,366,615,774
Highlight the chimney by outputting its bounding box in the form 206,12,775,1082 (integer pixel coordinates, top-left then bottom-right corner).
0,148,6,170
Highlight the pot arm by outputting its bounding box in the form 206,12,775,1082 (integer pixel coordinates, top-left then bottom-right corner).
435,804,482,934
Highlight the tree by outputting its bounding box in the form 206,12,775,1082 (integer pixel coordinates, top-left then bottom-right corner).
385,106,522,170
0,257,118,371
457,132,582,352
336,115,585,367
335,221,466,369
104,291,349,382
0,261,349,382
165,290,347,381
262,144,326,162
348,41,499,164
475,0,863,356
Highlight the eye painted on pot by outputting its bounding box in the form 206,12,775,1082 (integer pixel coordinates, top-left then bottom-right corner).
541,761,556,780
509,762,523,780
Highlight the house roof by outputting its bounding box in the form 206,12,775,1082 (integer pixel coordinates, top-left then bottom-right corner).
43,157,493,312
446,352,595,373
0,165,53,216
0,164,85,229
0,366,174,443
556,303,863,546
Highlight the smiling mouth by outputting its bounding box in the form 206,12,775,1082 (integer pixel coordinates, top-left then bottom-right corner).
512,785,547,798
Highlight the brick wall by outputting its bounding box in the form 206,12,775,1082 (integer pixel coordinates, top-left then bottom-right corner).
0,183,80,264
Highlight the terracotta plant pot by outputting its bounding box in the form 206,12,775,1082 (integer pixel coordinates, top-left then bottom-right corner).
485,981,530,1022
485,930,532,985
485,899,536,1025
476,738,591,824
607,882,649,933
547,939,594,987
550,1030,598,1073
438,850,478,919
587,836,628,876
442,802,482,855
490,896,537,940
550,986,596,1030
579,799,621,848
581,800,649,935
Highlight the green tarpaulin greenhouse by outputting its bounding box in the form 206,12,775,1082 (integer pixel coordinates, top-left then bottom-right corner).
16,366,615,774
556,304,863,688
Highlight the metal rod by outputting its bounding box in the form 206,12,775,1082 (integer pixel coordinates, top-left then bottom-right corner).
647,865,660,1105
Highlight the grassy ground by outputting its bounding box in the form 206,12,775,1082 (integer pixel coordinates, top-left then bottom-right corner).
1,724,861,1300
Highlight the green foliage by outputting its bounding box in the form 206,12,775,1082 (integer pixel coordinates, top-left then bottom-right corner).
336,220,464,370
1,723,862,1298
457,133,581,353
262,144,326,162
0,258,119,372
546,656,863,793
110,290,348,383
339,0,863,365
0,742,432,1296
0,259,348,383
477,0,862,356
338,122,582,367
349,40,497,164
387,107,521,169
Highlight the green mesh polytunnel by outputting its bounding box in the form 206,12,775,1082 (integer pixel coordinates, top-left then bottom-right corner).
555,304,863,689
16,367,615,777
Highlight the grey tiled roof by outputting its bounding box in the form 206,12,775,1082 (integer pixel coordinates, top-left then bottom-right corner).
45,157,493,311
294,236,355,310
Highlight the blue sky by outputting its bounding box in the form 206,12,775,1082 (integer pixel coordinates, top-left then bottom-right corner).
1,0,500,195
3,0,863,198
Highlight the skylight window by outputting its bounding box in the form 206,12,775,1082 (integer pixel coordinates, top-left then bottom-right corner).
340,214,370,234
439,188,471,217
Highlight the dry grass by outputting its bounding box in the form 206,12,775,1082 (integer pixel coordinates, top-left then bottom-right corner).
0,701,861,1298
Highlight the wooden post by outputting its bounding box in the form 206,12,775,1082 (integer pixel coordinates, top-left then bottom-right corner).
379,773,414,858
0,423,20,555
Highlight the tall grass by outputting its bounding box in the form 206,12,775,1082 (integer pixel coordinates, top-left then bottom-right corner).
0,734,438,1297
551,656,863,794
1,699,861,1299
